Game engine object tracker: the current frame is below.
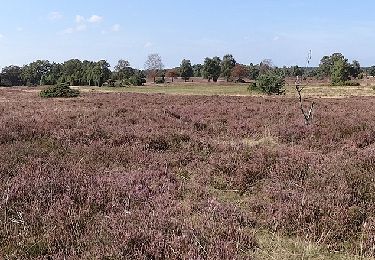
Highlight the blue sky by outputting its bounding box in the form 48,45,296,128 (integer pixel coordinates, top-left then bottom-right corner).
0,0,375,69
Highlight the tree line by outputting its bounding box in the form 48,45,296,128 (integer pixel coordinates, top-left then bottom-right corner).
0,52,373,87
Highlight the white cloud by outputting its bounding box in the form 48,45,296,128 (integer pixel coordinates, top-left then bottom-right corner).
75,15,85,23
60,14,104,35
88,15,103,23
273,36,280,41
0,34,3,38
60,24,87,35
16,27,23,32
144,42,153,48
111,24,121,32
48,11,63,21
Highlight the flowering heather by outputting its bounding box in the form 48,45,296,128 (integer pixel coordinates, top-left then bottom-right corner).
1,88,375,258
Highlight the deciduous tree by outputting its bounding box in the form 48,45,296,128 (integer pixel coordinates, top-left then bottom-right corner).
180,59,193,82
145,53,164,83
259,59,273,75
231,64,248,81
349,60,361,79
248,63,259,80
221,54,236,82
192,64,203,77
166,69,179,82
202,57,221,82
114,59,134,80
21,60,52,86
0,65,23,86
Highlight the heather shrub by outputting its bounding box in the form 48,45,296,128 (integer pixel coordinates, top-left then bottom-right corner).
2,89,375,258
39,83,80,98
147,136,171,151
193,121,208,131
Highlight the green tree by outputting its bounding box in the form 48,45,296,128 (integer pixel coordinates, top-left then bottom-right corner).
331,58,349,86
41,62,63,85
93,60,111,87
192,64,203,77
21,60,52,86
290,65,304,77
317,53,351,84
180,59,193,82
317,55,332,78
61,59,83,86
82,60,96,86
0,65,23,86
114,59,134,81
349,60,361,79
221,54,236,82
202,57,221,82
368,66,375,77
248,63,259,80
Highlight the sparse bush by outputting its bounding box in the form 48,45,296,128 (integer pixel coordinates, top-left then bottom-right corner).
39,83,80,98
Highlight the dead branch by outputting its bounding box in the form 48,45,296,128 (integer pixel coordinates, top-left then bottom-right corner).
296,76,315,125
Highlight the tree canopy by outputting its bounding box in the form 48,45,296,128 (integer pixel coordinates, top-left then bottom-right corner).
221,54,236,82
180,59,193,82
202,57,221,82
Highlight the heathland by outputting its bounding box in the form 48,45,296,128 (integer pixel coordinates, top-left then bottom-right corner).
1,84,375,259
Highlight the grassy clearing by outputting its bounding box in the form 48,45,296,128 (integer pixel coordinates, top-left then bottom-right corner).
78,83,375,98
82,83,252,96
254,230,374,260
288,84,375,98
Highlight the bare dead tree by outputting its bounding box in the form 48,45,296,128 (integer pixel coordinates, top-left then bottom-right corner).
296,50,315,125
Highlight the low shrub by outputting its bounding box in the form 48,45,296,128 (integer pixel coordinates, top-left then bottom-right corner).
129,75,146,86
344,81,361,86
248,82,258,92
39,83,80,98
235,78,246,83
155,78,165,84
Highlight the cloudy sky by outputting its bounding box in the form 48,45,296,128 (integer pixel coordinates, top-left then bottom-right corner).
0,0,375,69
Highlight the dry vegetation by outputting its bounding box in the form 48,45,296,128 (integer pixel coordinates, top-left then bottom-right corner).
1,88,375,259
85,77,375,98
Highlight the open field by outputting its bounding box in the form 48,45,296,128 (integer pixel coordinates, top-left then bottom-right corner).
80,82,375,98
1,88,375,259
